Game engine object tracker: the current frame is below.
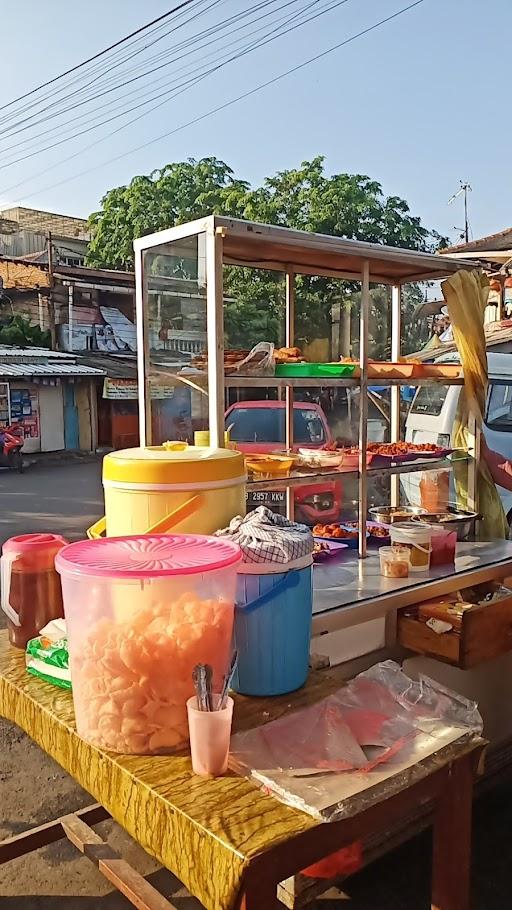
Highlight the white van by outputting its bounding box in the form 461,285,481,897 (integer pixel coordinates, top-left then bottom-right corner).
404,351,512,521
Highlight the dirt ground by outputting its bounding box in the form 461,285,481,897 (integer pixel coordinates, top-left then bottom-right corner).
0,460,511,909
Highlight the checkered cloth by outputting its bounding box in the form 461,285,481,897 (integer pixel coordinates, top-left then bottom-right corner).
216,506,313,565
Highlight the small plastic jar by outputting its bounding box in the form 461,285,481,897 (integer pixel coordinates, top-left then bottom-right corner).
379,546,410,579
429,525,457,566
390,522,432,573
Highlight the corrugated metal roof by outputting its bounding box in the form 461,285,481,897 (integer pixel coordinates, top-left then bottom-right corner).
0,346,73,358
0,360,105,378
75,353,138,379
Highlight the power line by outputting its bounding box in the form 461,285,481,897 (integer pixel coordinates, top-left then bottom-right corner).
0,0,307,158
0,0,340,172
0,0,226,139
0,0,201,118
1,0,426,209
0,0,344,198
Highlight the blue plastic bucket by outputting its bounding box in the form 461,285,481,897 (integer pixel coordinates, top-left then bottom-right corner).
232,562,313,696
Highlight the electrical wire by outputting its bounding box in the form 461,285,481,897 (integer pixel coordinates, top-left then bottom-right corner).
0,0,227,137
0,0,202,118
0,0,309,156
0,0,344,205
0,0,426,210
0,0,339,171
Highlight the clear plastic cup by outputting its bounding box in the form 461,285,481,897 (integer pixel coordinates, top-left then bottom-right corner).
379,545,410,579
187,695,234,776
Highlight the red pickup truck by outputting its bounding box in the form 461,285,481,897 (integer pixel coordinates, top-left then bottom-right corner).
225,400,343,526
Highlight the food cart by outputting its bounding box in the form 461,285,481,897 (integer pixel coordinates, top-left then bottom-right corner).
0,217,508,910
134,216,512,713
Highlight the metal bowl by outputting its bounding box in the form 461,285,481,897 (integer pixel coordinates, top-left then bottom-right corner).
369,505,427,524
413,505,480,541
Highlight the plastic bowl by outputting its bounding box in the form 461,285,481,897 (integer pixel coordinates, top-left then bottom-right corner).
298,448,344,468
245,455,294,475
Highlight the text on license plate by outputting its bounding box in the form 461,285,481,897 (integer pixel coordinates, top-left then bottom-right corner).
246,491,286,504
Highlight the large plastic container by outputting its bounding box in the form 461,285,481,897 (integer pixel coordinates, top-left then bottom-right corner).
390,522,432,573
87,445,246,538
232,556,313,696
56,534,241,754
1,533,67,648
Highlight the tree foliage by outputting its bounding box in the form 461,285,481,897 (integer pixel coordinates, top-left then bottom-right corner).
0,314,51,348
87,156,445,354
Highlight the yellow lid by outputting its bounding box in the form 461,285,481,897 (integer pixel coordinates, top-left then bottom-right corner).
103,445,245,485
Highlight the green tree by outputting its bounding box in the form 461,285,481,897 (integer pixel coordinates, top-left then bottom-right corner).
0,314,50,348
87,155,444,352
87,157,249,269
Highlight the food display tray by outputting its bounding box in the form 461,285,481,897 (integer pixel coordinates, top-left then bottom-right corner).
275,363,357,378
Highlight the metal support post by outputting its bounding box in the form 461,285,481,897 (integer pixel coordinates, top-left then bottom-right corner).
285,269,295,520
390,284,402,507
358,262,370,557
135,247,151,447
206,227,225,448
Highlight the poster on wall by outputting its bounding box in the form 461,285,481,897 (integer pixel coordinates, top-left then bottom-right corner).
0,382,10,426
10,389,40,438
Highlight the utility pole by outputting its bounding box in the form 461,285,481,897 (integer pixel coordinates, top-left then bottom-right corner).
463,183,470,243
448,181,472,243
47,232,57,350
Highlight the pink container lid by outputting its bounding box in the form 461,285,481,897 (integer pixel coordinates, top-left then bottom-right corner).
55,534,242,579
3,533,67,553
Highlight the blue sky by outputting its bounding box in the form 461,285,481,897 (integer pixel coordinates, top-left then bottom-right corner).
0,0,509,244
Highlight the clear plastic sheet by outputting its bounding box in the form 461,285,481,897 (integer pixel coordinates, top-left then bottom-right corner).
232,342,275,376
230,661,482,820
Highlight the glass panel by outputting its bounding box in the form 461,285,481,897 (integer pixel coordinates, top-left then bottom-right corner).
485,383,512,431
141,233,208,445
226,406,327,445
410,385,449,418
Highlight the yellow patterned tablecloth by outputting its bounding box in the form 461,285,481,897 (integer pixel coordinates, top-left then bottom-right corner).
0,631,335,910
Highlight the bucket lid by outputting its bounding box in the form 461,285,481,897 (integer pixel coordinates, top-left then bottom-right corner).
390,521,432,541
103,445,245,485
55,534,242,579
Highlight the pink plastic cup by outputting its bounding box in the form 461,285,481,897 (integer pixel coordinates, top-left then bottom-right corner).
187,695,234,776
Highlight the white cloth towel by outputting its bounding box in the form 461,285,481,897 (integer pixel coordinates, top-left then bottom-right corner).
216,506,313,565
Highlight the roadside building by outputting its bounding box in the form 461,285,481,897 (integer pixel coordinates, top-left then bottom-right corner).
0,347,104,453
0,254,206,450
0,206,89,267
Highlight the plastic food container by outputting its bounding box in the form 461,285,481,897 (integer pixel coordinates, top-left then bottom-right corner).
420,364,462,378
1,533,68,649
87,445,246,538
367,362,418,379
298,448,344,468
390,522,432,573
275,363,356,378
56,534,241,754
428,525,457,566
379,546,410,579
419,470,450,512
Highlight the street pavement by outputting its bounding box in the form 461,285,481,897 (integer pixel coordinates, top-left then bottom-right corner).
0,460,510,908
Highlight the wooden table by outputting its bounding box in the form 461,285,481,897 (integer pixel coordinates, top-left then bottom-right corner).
0,631,484,910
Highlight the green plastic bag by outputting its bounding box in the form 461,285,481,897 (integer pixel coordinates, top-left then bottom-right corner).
25,636,71,690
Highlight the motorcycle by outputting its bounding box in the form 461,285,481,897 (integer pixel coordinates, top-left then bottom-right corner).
0,423,24,472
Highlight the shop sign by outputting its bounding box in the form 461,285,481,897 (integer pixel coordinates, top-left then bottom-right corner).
103,379,175,400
